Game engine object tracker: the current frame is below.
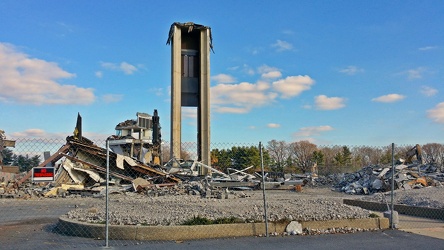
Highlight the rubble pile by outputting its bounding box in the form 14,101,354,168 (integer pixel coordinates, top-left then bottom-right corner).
1,136,180,198
309,174,345,187
115,179,249,200
360,186,444,209
333,163,443,195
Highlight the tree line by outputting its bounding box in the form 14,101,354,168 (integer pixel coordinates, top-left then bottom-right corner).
3,140,444,175
1,148,41,172
208,141,444,175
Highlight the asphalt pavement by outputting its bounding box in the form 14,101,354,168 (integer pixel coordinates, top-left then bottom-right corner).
1,217,443,250
1,196,443,250
397,214,444,240
115,230,444,250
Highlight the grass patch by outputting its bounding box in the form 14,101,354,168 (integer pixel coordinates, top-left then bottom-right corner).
182,216,244,225
369,213,380,218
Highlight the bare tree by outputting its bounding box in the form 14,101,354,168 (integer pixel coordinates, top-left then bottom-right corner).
161,143,193,162
266,140,290,172
289,140,317,173
351,146,384,167
161,144,171,163
320,145,341,165
395,145,415,162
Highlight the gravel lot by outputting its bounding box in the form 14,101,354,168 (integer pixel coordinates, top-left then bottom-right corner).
3,186,442,228
64,188,373,226
62,186,444,226
358,186,444,209
0,187,444,237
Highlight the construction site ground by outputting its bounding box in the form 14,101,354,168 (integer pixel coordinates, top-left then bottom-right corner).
0,187,443,249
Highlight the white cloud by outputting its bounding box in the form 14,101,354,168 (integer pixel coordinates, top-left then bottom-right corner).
271,40,293,52
215,106,251,114
372,94,405,103
262,71,282,79
212,74,236,84
243,64,255,75
407,68,423,79
272,75,314,99
211,72,315,114
258,65,282,79
267,123,281,128
420,86,438,97
120,62,137,74
314,95,346,110
101,62,117,70
339,65,364,75
258,65,278,74
427,102,444,124
149,87,165,96
400,67,426,80
102,94,123,103
211,81,277,114
293,125,334,137
282,30,295,35
418,46,438,51
182,107,197,119
101,61,138,75
0,42,95,105
95,71,103,78
12,129,49,138
11,128,75,139
11,129,108,140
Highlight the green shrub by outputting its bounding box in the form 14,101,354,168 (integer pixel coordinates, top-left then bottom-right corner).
181,216,244,225
182,216,213,225
369,213,380,218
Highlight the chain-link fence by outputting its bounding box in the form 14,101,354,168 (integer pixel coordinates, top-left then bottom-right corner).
0,138,443,249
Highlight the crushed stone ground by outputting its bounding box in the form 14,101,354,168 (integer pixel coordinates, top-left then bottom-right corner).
62,187,443,226
358,186,444,209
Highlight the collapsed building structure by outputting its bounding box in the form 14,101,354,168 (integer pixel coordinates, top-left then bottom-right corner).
2,110,260,198
2,112,180,198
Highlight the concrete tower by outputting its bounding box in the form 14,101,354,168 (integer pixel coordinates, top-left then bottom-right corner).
167,22,213,172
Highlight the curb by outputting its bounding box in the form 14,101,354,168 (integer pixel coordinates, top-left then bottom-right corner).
56,217,389,241
343,199,444,220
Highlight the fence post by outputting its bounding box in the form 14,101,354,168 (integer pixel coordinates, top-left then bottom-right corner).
105,139,110,247
390,143,395,229
259,142,269,237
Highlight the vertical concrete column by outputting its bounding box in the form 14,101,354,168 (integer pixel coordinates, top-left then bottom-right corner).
199,28,211,171
170,25,182,160
168,22,212,171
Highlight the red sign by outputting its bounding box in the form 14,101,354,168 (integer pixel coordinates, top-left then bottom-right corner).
32,167,55,182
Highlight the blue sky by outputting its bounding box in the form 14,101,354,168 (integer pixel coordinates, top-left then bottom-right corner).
1,0,444,146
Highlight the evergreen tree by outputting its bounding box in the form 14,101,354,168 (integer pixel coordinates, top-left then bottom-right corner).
1,148,14,165
12,154,41,172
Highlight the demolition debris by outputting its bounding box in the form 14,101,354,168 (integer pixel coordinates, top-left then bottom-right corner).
0,112,182,198
331,162,443,195
1,115,443,199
